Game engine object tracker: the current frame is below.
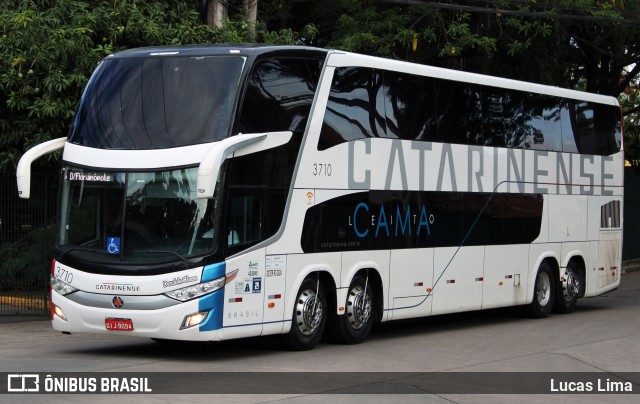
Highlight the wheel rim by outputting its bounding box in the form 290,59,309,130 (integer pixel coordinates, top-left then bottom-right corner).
295,288,323,336
346,285,372,330
535,271,551,307
564,268,580,301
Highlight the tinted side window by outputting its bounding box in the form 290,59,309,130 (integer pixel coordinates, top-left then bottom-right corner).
437,83,563,150
481,88,508,148
384,72,438,141
237,58,322,134
224,148,294,254
564,100,621,155
486,89,562,151
227,56,323,252
435,80,483,146
319,67,386,150
317,67,619,156
518,93,562,151
225,187,287,254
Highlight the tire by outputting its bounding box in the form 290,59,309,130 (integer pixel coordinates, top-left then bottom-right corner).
553,261,581,314
334,275,374,344
281,277,327,351
528,261,555,318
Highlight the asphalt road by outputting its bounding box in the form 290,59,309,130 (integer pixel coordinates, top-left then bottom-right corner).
1,271,639,403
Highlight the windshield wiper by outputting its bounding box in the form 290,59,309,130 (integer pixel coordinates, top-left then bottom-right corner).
128,250,191,264
59,246,191,265
57,246,110,261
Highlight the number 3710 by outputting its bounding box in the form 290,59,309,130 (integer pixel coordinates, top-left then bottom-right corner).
55,266,73,284
312,163,332,176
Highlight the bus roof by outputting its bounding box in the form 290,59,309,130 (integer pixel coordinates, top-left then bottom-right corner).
107,44,328,60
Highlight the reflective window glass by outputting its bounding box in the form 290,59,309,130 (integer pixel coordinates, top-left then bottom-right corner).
564,100,621,155
238,58,322,134
319,67,386,150
69,56,246,149
384,72,438,141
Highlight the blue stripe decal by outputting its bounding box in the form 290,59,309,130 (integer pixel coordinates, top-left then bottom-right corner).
198,261,226,332
201,262,226,282
198,288,224,331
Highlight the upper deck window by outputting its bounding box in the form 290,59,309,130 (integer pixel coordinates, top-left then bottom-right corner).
319,67,621,156
68,55,246,149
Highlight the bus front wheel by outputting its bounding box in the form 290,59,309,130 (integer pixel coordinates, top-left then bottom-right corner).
528,261,555,318
281,277,327,351
335,275,374,344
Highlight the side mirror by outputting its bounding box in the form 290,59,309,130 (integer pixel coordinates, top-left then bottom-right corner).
16,137,66,199
197,131,293,198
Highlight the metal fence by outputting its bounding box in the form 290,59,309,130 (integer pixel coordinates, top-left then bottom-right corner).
0,173,57,315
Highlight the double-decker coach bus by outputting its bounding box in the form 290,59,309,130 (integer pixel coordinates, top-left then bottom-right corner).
17,45,623,350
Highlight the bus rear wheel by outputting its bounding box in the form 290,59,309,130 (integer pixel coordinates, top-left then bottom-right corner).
528,261,555,318
554,261,581,314
281,277,326,351
335,275,374,344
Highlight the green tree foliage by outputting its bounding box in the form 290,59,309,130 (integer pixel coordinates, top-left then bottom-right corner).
259,0,640,165
0,0,213,171
264,0,639,95
1,1,93,171
0,0,315,172
2,1,639,170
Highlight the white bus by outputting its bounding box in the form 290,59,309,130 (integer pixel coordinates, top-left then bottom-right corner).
17,45,623,350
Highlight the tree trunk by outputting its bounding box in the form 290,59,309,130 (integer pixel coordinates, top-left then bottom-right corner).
206,0,228,28
244,0,258,39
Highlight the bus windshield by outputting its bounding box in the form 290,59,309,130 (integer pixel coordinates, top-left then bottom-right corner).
57,166,218,264
68,55,246,149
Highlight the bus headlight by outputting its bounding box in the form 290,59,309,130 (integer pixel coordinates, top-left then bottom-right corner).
181,311,209,329
164,269,238,302
50,274,78,295
52,304,68,321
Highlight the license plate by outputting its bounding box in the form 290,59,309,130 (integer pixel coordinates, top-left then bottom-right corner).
105,318,134,331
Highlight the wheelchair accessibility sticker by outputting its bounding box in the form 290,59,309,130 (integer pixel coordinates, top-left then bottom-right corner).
252,278,262,293
107,237,121,254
